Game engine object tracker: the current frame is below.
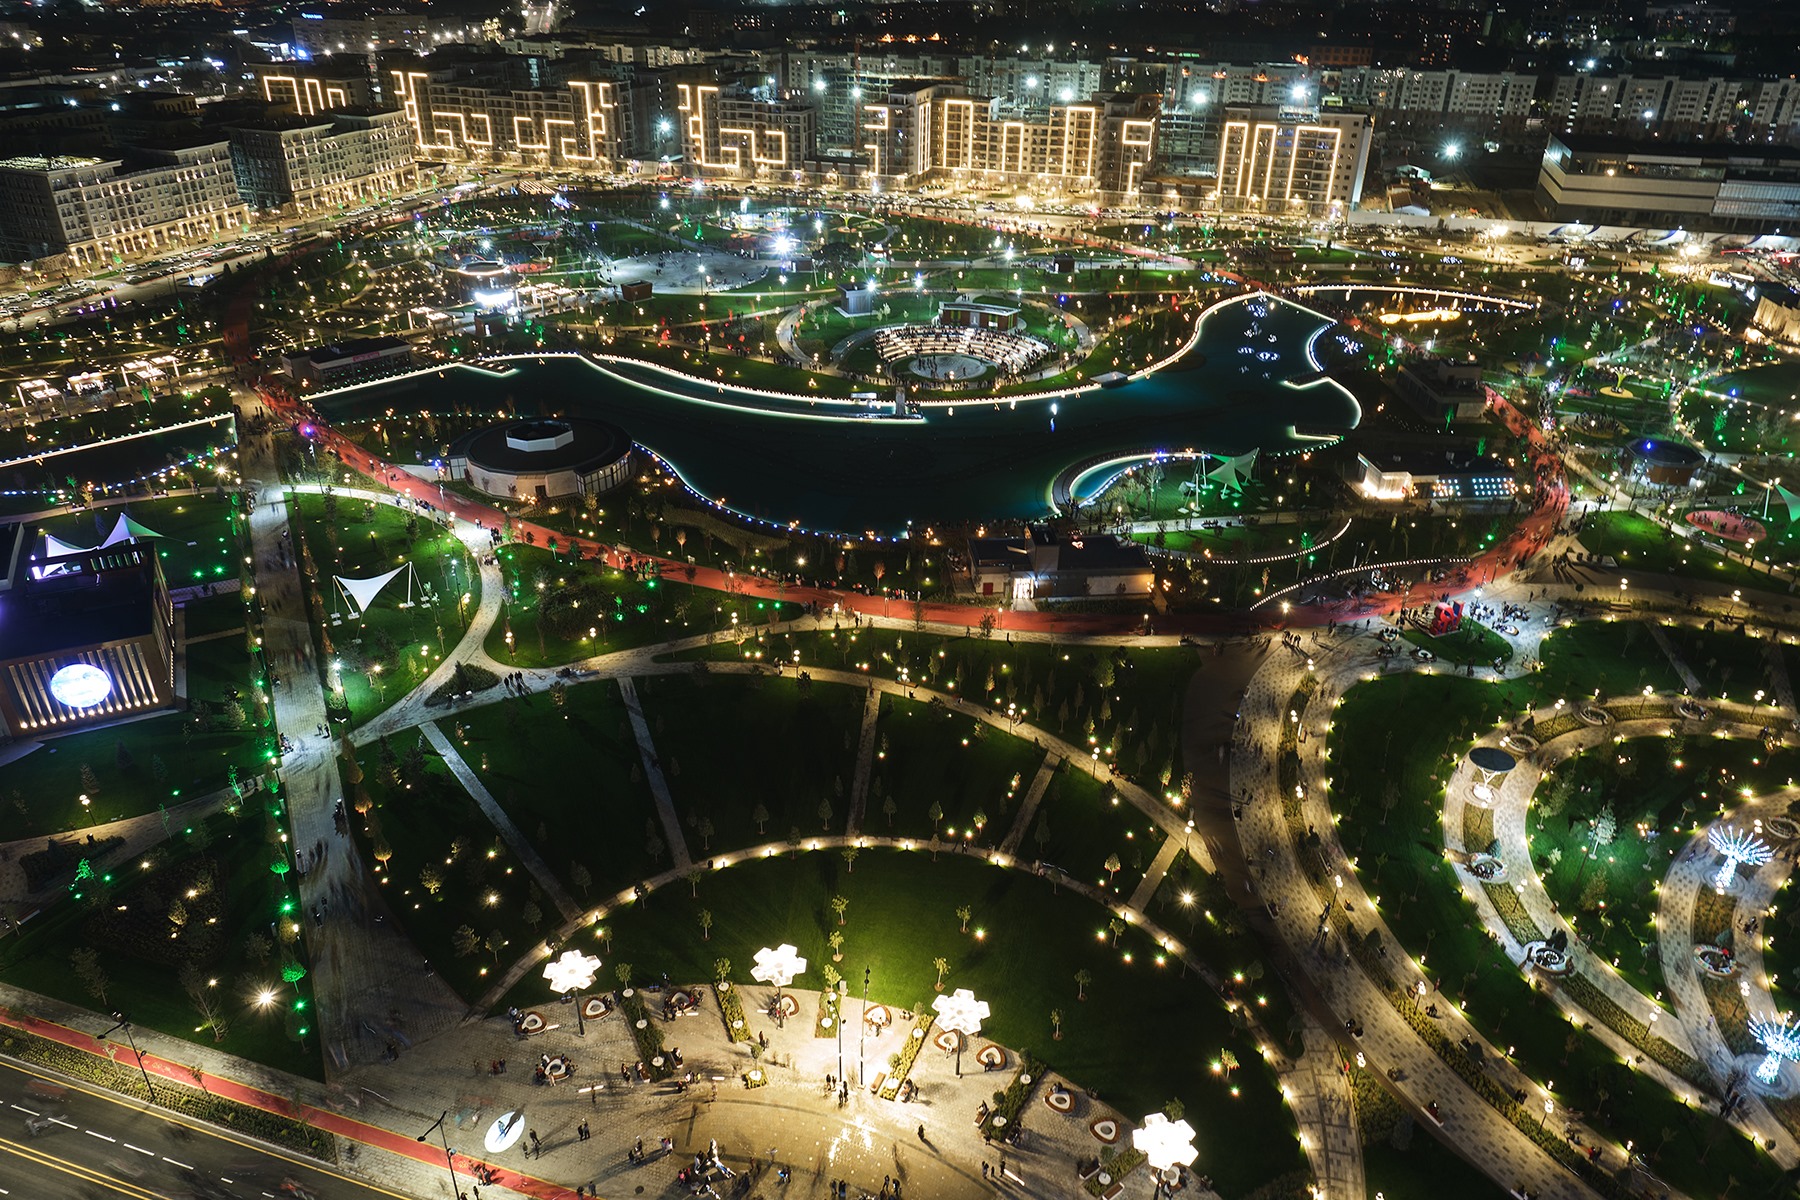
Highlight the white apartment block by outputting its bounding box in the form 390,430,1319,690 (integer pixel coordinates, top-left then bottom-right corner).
0,144,247,266
225,109,417,214
386,73,629,169
677,82,815,179
1213,106,1370,215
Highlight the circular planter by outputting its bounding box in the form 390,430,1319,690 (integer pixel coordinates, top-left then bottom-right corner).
1505,733,1540,753
1090,1118,1120,1144
1578,706,1612,727
1046,1089,1074,1113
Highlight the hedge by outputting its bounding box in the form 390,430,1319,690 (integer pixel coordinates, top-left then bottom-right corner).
714,982,752,1044
879,1014,935,1100
615,988,674,1080
983,1052,1045,1138
1557,973,1705,1087
1084,1146,1147,1196
0,1023,335,1162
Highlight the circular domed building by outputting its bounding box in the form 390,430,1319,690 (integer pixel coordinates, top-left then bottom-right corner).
1629,437,1705,486
447,417,634,503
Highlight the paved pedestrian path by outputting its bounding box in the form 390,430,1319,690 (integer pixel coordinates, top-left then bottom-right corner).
1644,622,1705,694
617,676,692,872
998,751,1060,856
1127,834,1184,911
846,684,881,836
422,719,582,923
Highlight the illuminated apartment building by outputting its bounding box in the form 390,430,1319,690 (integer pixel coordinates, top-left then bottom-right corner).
249,63,374,116
859,87,1157,198
224,109,417,214
1213,105,1369,215
387,71,630,169
676,80,815,180
0,142,247,266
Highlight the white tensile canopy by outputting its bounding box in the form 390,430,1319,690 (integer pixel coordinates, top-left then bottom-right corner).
335,564,414,616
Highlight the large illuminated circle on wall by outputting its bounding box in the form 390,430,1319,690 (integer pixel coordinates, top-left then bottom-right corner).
49,663,113,709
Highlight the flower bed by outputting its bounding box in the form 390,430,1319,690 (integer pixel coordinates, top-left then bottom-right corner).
0,1023,334,1161
983,1053,1045,1138
1481,882,1544,945
615,989,673,1080
1084,1147,1147,1196
714,982,752,1044
879,1014,934,1100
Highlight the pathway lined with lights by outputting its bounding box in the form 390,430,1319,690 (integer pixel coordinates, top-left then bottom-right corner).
998,751,1062,856
1234,617,1628,1200
845,683,882,836
1657,796,1799,1160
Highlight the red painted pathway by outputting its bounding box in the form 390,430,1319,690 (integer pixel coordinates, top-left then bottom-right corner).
0,1007,579,1198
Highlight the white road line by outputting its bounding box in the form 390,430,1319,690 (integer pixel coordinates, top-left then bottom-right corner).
84,1130,117,1142
162,1157,192,1169
7,1105,36,1116
48,1118,76,1128
124,1143,155,1156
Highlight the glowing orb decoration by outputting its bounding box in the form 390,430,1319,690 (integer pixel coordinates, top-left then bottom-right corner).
49,663,112,709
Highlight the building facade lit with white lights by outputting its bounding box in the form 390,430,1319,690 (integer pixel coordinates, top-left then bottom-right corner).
225,109,417,214
388,71,632,169
1212,105,1370,216
0,529,175,737
677,80,816,180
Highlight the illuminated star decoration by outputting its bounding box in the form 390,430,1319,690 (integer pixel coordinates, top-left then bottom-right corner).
1751,1012,1800,1085
751,944,807,992
541,949,602,994
1708,824,1772,892
931,987,990,1036
1132,1112,1199,1172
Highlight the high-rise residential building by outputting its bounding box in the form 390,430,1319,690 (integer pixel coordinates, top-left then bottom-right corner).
0,141,247,265
224,109,416,214
1212,106,1370,216
386,71,631,169
676,79,816,180
1537,134,1800,233
290,11,497,59
249,63,375,116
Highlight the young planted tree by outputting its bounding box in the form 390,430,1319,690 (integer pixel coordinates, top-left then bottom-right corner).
932,957,950,991
841,847,859,873
956,905,973,934
828,931,844,962
699,910,714,941
831,895,850,926
1074,968,1092,1000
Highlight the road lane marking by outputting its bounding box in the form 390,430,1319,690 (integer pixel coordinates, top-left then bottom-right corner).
6,1107,34,1116
163,1156,192,1168
47,1118,75,1128
125,1143,155,1155
84,1130,117,1141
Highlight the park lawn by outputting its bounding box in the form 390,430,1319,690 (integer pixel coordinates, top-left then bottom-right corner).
1698,361,1800,407
1361,1130,1508,1200
486,546,718,667
2,714,264,839
1402,619,1513,667
0,389,234,465
693,627,1196,793
868,693,1046,846
182,627,264,713
449,680,661,905
289,493,479,728
182,592,251,639
1136,521,1337,560
633,672,864,854
1530,620,1684,702
1535,733,1800,1000
36,494,247,589
345,741,543,1003
534,849,1304,1198
1671,623,1777,701
0,811,325,1080
1578,510,1779,590
1027,762,1160,899
1329,673,1784,1198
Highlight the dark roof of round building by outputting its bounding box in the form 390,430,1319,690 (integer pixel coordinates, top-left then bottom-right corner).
450,416,632,475
1632,437,1705,467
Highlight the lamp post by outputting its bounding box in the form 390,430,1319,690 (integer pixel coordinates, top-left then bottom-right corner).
931,988,990,1078
417,1109,463,1200
856,966,870,1087
99,1013,155,1103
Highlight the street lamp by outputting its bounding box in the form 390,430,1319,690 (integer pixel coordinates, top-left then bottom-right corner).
417,1109,463,1200
99,1012,155,1103
856,967,871,1087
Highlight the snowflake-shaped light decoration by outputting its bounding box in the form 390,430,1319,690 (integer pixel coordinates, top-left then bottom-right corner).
1708,824,1772,892
542,949,602,995
931,988,990,1037
1749,1012,1800,1084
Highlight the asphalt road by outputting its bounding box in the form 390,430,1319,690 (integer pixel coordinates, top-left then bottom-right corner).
0,1059,396,1200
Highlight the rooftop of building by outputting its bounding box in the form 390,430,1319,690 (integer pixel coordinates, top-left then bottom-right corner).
0,153,110,172
0,536,161,660
1551,133,1800,164
1359,448,1512,477
296,335,410,366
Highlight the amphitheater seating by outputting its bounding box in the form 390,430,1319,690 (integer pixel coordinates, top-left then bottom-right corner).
871,324,1052,376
